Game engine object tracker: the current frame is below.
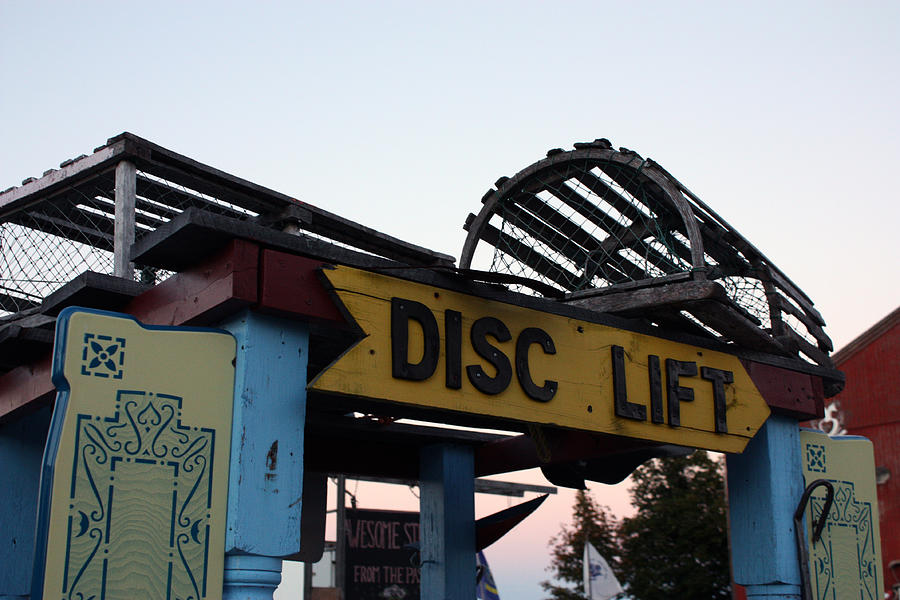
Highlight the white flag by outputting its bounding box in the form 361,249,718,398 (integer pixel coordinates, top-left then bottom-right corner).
583,541,623,600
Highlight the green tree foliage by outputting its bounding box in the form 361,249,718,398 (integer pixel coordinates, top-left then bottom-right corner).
542,490,621,600
618,451,730,600
544,451,731,600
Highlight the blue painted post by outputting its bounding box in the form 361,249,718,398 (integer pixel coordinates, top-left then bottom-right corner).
419,443,475,600
220,311,310,599
0,406,51,600
727,415,803,599
223,554,283,600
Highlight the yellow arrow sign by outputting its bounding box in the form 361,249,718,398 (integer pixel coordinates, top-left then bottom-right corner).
310,266,770,453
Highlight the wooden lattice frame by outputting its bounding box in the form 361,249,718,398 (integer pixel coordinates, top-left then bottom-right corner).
460,139,834,368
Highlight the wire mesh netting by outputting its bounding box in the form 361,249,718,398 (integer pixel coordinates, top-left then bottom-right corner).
486,158,692,296
463,142,835,366
0,168,259,316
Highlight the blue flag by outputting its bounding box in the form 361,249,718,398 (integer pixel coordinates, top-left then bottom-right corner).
476,551,500,600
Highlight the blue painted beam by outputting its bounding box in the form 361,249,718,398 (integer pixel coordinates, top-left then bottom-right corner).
419,443,475,600
0,405,51,599
727,415,803,599
221,310,309,558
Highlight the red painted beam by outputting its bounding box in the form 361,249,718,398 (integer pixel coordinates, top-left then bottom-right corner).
126,239,259,326
741,359,825,420
0,239,262,422
0,242,354,422
257,250,343,323
0,355,54,421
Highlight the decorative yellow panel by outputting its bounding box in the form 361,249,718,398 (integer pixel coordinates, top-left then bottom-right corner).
800,430,884,600
33,308,236,600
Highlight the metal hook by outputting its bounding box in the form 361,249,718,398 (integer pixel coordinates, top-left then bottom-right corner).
794,479,835,600
794,479,835,543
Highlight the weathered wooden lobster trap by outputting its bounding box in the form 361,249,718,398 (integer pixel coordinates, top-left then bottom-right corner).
0,133,451,315
461,139,833,374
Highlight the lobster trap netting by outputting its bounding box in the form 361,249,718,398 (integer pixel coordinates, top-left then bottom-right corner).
461,141,834,366
0,168,258,316
483,158,693,296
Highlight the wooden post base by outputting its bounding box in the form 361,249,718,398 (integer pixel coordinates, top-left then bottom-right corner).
223,554,282,600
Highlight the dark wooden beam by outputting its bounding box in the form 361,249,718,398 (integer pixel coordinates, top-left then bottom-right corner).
39,271,150,316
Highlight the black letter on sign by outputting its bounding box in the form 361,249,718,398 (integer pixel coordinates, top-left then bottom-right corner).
648,355,664,424
391,297,439,381
466,317,512,395
515,328,557,403
701,367,733,433
612,345,647,421
666,359,698,427
444,310,462,389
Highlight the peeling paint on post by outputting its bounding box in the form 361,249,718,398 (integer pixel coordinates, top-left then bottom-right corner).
222,311,309,557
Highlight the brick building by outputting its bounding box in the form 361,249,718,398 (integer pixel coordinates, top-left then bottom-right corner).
822,307,900,594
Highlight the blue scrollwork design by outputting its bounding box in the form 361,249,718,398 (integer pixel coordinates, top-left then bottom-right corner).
67,528,102,600
176,532,200,600
65,390,215,599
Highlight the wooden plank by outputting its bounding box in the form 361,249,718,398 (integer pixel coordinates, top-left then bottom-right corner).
0,324,54,372
474,221,580,290
596,162,709,269
770,293,832,351
548,180,633,241
726,416,804,594
0,139,129,218
125,239,259,327
565,272,693,300
681,299,786,354
0,355,54,424
776,328,833,368
294,207,456,267
511,191,607,253
339,473,556,497
419,444,475,600
740,359,823,420
310,266,772,453
0,405,51,596
135,173,249,220
130,207,400,273
221,312,309,557
76,193,169,230
566,280,725,314
570,169,646,224
498,202,595,277
674,178,821,319
257,250,344,323
9,208,115,252
114,160,136,277
642,307,721,340
509,192,684,282
39,271,150,316
696,219,749,271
